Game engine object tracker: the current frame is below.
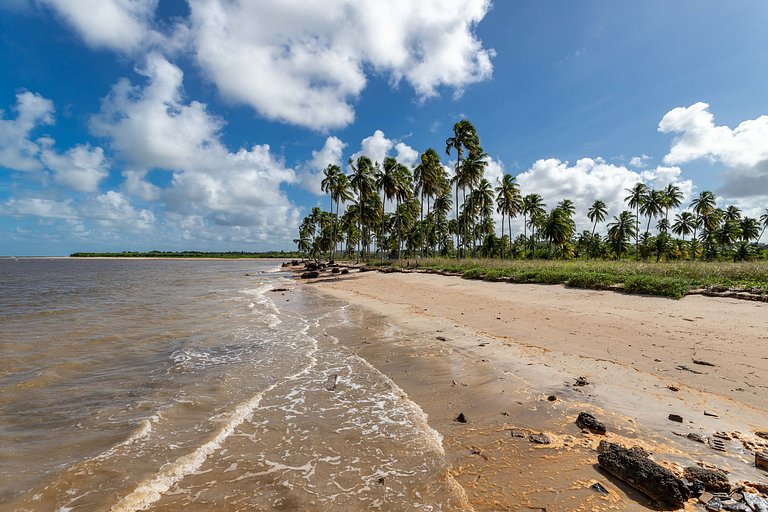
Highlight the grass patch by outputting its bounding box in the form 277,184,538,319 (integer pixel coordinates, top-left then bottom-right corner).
623,275,692,299
565,272,618,290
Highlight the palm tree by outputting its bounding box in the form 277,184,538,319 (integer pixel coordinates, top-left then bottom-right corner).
321,165,352,261
376,157,400,260
495,174,522,258
321,164,340,259
625,182,648,260
759,208,768,244
557,199,576,218
415,148,447,256
661,183,684,223
739,217,760,243
672,211,695,242
349,156,376,260
607,210,637,260
446,119,481,258
587,200,608,237
471,178,495,255
542,207,574,259
639,189,664,245
459,152,488,256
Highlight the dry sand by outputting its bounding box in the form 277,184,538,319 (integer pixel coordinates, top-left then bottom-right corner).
300,269,768,511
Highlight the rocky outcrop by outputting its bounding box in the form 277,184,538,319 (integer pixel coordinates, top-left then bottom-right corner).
597,441,689,509
576,412,606,434
683,466,731,493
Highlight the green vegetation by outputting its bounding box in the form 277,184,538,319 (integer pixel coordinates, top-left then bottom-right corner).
298,118,768,267
403,258,768,299
70,250,302,259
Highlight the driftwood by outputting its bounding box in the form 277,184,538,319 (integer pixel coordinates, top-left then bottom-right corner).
597,441,689,509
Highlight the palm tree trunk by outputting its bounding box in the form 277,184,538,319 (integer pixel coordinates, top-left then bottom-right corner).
500,212,505,260
635,206,640,260
380,194,386,262
508,216,512,259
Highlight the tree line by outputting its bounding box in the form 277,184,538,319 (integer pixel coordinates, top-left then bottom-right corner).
296,120,768,262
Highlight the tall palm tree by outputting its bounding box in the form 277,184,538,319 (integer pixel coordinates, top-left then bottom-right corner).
758,208,768,244
349,156,376,260
739,217,760,243
639,189,664,243
495,174,522,258
542,207,574,259
690,191,717,260
415,148,447,256
557,199,576,218
661,183,684,223
522,194,546,257
376,157,401,260
625,182,648,260
607,210,637,260
460,154,488,256
446,119,481,258
672,211,695,242
471,178,495,256
321,164,341,260
587,200,608,237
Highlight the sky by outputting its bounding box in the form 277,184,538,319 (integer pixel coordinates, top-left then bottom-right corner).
1,0,767,256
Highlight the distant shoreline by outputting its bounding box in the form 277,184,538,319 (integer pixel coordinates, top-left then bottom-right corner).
68,251,301,259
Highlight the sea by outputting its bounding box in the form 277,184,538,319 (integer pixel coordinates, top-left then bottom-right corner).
0,258,463,511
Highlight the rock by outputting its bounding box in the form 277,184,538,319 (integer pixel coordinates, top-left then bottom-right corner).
684,466,731,493
574,376,589,386
436,336,447,341
324,374,338,391
359,266,373,272
668,385,680,391
669,414,684,423
591,482,609,494
547,395,557,402
270,288,289,292
597,442,689,509
744,493,768,512
576,412,607,434
528,433,552,444
340,268,349,274
688,433,706,443
291,260,299,266
510,429,527,438
721,500,750,511
756,431,768,441
693,359,717,367
455,412,468,423
301,271,319,279
706,497,723,511
331,267,341,274
756,452,768,471
305,262,319,271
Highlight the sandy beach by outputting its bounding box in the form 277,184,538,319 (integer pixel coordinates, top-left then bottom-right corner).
299,269,768,511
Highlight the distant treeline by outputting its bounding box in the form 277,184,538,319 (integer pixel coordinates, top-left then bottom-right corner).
70,250,302,259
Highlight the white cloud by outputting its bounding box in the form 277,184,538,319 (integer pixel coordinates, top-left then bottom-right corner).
516,157,694,235
629,154,651,168
659,102,768,197
91,54,301,243
81,190,155,231
298,136,346,195
38,0,159,53
1,197,75,219
187,0,493,130
349,130,420,169
0,91,54,171
40,141,109,192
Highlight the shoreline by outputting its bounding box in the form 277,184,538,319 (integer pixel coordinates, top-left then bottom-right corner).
295,266,768,510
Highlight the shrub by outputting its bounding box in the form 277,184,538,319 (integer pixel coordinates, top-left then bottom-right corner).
566,272,617,290
623,275,691,299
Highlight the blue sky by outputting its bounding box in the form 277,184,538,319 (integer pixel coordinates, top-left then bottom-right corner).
1,0,767,255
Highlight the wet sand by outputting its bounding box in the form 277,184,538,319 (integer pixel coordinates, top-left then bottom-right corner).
300,269,768,511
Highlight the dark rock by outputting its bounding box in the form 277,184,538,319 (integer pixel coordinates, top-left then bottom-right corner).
324,374,338,391
684,466,731,493
706,497,723,511
331,267,341,274
340,268,349,274
689,479,706,496
270,288,289,292
591,482,609,494
359,266,373,272
574,376,589,386
576,412,607,434
721,500,750,511
756,451,768,471
693,359,717,367
305,262,319,271
291,260,299,265
547,395,557,401
756,431,768,440
301,271,320,279
669,413,684,423
436,336,447,341
597,442,689,509
668,385,680,391
455,412,468,423
510,430,527,438
528,433,552,444
688,433,706,443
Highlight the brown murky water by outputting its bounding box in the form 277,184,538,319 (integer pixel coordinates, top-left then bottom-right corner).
0,259,461,511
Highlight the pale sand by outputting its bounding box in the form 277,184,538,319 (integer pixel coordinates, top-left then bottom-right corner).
302,269,768,511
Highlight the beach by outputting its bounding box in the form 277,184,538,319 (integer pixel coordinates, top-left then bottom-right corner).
301,268,768,511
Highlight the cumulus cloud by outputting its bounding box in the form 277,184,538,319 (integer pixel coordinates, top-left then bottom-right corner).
1,197,75,219
659,102,768,197
80,190,155,230
91,54,301,242
187,0,493,130
39,140,109,192
629,154,651,168
516,157,694,235
38,0,159,53
0,91,54,171
349,130,420,169
297,136,346,195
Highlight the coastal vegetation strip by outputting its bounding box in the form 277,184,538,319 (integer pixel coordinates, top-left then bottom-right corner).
366,258,768,300
70,250,302,259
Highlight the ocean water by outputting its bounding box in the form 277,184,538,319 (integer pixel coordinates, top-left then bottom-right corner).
0,259,462,511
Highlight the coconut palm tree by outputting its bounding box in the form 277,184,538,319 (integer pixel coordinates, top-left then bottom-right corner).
625,182,648,260
640,189,664,245
557,199,576,218
321,165,352,261
758,208,768,244
349,156,376,260
459,152,488,256
471,178,494,256
446,120,481,258
415,148,447,256
739,217,760,243
607,210,637,260
661,183,684,223
587,200,608,237
672,211,695,242
376,157,400,260
495,174,522,258
542,207,574,259
321,164,341,259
